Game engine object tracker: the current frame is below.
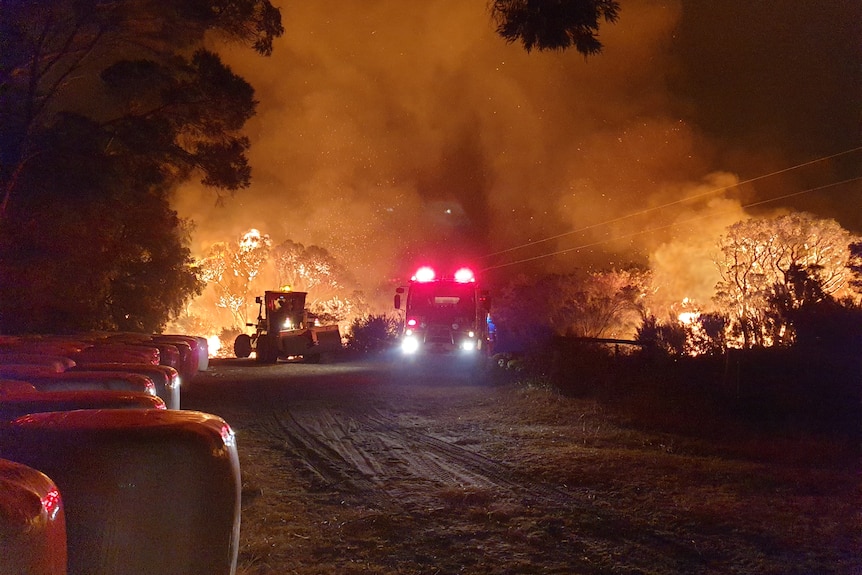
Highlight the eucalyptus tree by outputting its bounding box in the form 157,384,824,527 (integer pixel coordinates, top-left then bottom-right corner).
713,212,858,348
198,229,273,330
0,0,282,333
271,240,367,324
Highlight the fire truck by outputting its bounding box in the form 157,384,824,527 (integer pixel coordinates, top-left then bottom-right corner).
394,266,493,357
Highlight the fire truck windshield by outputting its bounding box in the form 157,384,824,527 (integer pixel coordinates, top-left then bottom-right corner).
407,282,476,318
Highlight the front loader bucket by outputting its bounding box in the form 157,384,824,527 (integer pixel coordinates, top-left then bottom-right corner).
311,325,342,354
277,330,315,357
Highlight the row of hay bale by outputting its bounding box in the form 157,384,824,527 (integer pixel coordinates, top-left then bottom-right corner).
0,333,242,575
0,332,209,410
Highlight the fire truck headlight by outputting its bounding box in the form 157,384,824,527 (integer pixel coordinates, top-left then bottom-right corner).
461,339,476,352
402,335,420,354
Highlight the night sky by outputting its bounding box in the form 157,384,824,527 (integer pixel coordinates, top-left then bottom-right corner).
172,0,862,306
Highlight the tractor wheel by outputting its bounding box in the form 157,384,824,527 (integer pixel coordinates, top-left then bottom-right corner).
234,334,252,358
255,334,278,364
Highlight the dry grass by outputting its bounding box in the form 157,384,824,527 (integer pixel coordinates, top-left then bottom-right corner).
195,358,860,575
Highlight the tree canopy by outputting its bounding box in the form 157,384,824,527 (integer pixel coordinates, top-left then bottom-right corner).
198,229,273,329
0,0,283,334
191,230,368,338
491,0,620,55
493,267,649,350
712,212,857,348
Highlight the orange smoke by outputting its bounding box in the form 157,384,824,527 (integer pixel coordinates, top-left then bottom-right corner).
171,0,860,327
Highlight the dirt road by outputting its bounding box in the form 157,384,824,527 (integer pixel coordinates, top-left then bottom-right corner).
183,356,860,575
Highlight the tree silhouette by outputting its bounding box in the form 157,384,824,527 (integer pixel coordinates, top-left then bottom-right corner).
271,240,367,323
0,0,282,334
494,267,649,350
491,0,620,54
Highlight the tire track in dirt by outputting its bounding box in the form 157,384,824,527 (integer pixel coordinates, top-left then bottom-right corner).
269,405,509,497
363,410,708,567
266,403,702,569
266,408,380,493
269,403,607,514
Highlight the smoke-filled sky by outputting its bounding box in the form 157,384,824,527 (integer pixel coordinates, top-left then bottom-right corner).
173,0,861,311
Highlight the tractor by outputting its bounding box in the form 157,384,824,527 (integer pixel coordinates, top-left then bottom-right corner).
233,291,342,363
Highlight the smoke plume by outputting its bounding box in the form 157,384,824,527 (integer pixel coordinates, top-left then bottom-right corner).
171,0,861,312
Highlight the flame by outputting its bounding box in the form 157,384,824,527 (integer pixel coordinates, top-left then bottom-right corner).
206,335,222,358
239,229,267,251
678,312,699,325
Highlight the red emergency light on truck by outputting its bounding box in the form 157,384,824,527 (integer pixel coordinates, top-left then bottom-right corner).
394,266,493,356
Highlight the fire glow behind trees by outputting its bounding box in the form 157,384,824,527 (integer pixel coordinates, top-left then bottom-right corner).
1,0,859,335
173,0,861,316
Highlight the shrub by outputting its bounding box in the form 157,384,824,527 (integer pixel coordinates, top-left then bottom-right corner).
218,326,244,358
345,314,402,354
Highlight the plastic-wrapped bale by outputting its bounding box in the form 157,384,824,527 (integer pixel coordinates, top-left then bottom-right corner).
0,458,67,575
8,370,157,398
150,337,196,384
158,335,209,372
0,409,241,575
0,352,76,372
70,344,160,366
0,380,39,395
0,390,165,421
0,365,62,381
15,338,88,358
68,364,180,410
114,340,182,374
188,335,209,372
151,342,181,371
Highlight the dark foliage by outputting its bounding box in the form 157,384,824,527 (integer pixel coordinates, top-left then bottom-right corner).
491,0,620,54
636,315,687,356
542,338,861,439
345,315,402,354
493,269,647,352
849,241,862,294
0,113,203,333
0,0,282,334
788,299,862,353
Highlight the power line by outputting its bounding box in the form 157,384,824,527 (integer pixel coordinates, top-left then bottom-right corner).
481,175,862,272
481,146,862,262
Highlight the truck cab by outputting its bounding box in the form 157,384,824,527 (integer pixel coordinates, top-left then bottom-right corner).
395,266,492,357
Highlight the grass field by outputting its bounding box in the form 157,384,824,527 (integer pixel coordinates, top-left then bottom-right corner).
221,344,861,574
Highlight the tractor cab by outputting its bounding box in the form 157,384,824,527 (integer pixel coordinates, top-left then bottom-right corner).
262,291,308,333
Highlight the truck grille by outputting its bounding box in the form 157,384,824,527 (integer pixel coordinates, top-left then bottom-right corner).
426,325,454,345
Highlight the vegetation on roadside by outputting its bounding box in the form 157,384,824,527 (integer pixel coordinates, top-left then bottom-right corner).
343,314,402,355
